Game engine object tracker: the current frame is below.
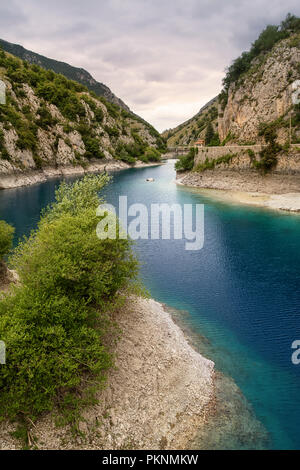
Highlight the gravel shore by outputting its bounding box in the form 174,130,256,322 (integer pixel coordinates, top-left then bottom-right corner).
0,161,163,190
176,170,300,213
0,296,215,450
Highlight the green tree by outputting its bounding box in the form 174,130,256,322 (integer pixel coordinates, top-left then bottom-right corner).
0,175,140,426
175,147,196,171
0,220,14,270
255,122,282,172
205,122,214,145
143,146,161,162
280,13,300,33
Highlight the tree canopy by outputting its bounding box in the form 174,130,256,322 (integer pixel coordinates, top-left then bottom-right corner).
0,175,140,429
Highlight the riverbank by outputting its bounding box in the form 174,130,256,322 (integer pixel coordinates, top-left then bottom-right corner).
0,270,269,450
0,160,164,190
176,170,300,213
0,291,215,450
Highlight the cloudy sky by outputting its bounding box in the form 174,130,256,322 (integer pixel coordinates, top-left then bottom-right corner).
0,0,299,131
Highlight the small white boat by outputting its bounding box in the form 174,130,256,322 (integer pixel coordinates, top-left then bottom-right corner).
146,178,155,182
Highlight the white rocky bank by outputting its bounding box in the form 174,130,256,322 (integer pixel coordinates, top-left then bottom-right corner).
0,297,214,450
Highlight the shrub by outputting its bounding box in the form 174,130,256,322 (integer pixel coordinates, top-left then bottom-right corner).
36,105,57,129
105,101,119,119
36,80,85,121
175,148,196,171
118,147,136,164
0,175,139,426
254,122,282,172
94,107,104,124
143,146,161,162
131,130,147,154
293,104,300,126
82,136,104,159
115,139,151,163
16,124,37,151
33,154,43,169
205,122,214,145
104,125,119,138
247,149,256,160
0,129,5,152
0,220,14,262
195,153,235,172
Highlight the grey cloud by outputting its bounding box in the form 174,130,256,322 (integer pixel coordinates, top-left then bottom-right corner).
0,2,27,29
0,0,300,131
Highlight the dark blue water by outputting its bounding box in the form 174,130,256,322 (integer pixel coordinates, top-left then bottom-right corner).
0,161,299,449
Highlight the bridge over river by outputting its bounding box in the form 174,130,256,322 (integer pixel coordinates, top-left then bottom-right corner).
161,146,191,159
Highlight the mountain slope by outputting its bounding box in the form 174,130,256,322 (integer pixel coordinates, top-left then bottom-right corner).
164,14,300,148
218,34,300,145
162,97,218,146
173,15,300,200
0,47,166,187
0,38,130,111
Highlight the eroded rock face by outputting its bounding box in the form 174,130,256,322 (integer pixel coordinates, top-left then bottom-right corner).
1,125,36,171
0,61,163,181
56,138,74,165
165,34,300,151
37,129,56,164
218,39,300,143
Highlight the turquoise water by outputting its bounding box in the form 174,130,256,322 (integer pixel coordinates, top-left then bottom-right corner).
0,161,299,449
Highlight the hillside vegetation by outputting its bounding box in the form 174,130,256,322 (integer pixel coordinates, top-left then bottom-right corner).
164,14,300,151
0,38,130,111
0,47,165,177
162,97,219,147
0,175,141,442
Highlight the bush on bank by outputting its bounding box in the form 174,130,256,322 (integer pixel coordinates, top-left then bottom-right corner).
0,174,140,427
175,148,197,171
0,220,14,272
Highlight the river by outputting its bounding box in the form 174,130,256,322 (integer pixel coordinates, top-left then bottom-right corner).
0,160,299,449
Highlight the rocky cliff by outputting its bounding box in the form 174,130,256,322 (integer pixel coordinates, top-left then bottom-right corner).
218,35,300,145
170,16,300,199
165,16,300,150
0,48,166,188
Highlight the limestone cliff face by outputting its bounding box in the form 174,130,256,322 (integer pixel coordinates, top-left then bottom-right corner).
165,34,300,149
219,36,300,144
171,31,300,195
0,85,156,176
